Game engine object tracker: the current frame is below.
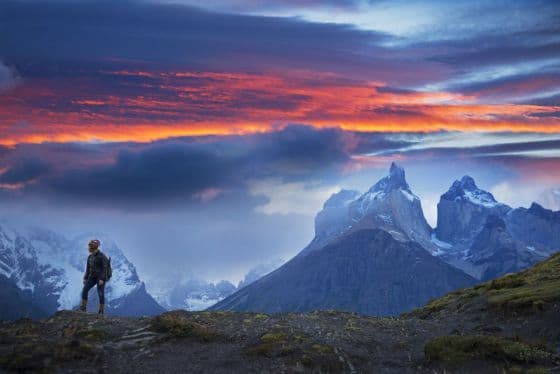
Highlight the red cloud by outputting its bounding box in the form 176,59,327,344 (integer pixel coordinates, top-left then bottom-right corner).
1,69,559,145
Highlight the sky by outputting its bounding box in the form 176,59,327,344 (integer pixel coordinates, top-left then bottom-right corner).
0,0,559,287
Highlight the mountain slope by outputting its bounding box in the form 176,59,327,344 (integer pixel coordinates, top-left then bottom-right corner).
506,202,560,251
211,229,476,316
303,162,436,255
433,176,560,280
435,175,511,245
2,256,558,373
0,224,164,318
0,274,47,320
0,225,62,314
412,251,560,319
211,163,475,316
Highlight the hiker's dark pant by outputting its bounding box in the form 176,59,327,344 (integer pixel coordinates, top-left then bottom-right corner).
82,278,105,304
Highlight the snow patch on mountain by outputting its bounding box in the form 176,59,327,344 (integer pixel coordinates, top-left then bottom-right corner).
443,175,501,208
400,189,418,203
0,224,159,315
430,233,454,256
150,278,237,311
462,189,498,208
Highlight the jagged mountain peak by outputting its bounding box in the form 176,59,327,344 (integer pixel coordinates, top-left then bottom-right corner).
458,175,477,190
527,202,560,221
369,162,410,193
441,175,499,207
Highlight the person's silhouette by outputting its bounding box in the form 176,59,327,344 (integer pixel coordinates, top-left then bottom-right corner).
79,239,109,315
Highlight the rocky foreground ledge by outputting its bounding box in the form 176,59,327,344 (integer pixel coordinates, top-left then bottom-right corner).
1,254,560,373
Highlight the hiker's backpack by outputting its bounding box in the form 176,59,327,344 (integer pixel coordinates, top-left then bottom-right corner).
105,255,113,281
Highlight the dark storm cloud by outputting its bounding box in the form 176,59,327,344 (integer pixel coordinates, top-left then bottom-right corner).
0,158,49,184
0,126,385,203
0,125,426,205
0,0,398,81
247,125,352,176
46,143,237,200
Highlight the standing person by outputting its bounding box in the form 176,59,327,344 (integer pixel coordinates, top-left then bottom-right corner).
80,239,109,315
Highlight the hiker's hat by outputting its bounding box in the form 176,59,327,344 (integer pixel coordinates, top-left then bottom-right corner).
88,239,101,249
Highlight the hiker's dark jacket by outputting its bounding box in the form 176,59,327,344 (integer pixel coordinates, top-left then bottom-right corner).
84,251,108,281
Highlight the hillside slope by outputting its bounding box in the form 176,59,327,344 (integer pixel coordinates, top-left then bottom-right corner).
211,229,476,315
2,253,559,373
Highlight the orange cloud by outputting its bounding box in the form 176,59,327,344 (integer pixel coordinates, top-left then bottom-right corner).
1,70,559,146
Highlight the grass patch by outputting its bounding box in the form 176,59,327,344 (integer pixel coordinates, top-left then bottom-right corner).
408,288,479,318
78,328,106,342
151,312,218,342
0,340,96,372
245,328,343,371
246,330,308,357
485,253,560,311
63,326,106,342
425,335,554,365
411,253,560,317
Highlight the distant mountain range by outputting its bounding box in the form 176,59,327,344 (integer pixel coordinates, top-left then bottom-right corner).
211,163,560,315
149,259,284,311
435,176,559,280
0,221,283,319
2,162,559,320
0,225,165,319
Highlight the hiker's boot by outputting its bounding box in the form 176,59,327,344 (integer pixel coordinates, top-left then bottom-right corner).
98,304,105,315
79,299,87,312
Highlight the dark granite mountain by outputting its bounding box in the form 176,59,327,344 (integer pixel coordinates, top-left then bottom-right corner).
213,164,560,315
0,274,47,320
433,177,560,280
466,215,545,281
210,228,475,315
211,164,475,316
507,202,560,250
435,175,510,245
305,162,436,254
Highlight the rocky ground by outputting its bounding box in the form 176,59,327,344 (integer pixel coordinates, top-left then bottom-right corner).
1,254,560,373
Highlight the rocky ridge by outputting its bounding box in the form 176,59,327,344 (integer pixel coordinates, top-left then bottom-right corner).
1,253,559,373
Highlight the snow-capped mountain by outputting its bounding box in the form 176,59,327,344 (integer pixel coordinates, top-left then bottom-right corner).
348,162,434,251
0,223,164,319
305,162,435,254
210,163,477,315
211,163,560,315
435,175,511,246
149,259,284,311
150,279,237,311
0,225,61,315
432,177,560,280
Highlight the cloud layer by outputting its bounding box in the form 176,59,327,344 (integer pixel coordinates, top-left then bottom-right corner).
1,0,558,145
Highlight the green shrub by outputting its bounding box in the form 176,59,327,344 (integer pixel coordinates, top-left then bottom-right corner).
151,313,217,342
425,335,553,365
